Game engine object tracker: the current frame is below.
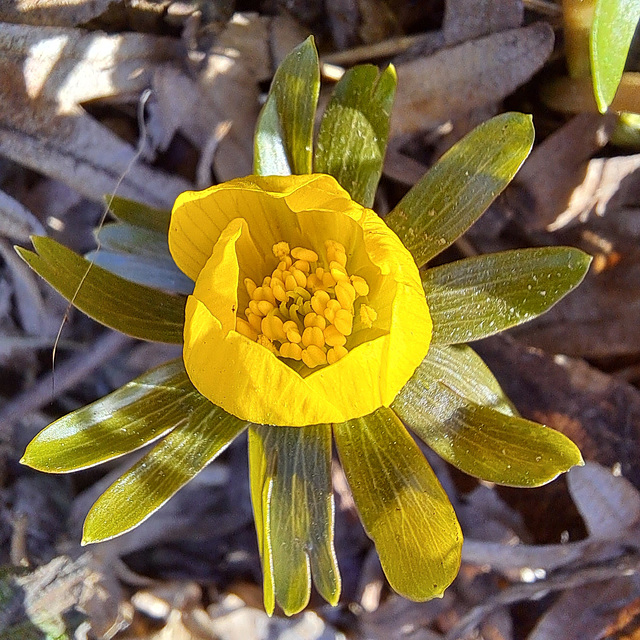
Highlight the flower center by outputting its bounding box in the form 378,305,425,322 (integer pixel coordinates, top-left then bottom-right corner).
235,240,376,369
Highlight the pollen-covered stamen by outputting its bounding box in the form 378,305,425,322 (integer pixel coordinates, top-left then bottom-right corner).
237,239,374,369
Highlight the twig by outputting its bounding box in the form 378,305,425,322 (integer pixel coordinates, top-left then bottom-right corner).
445,553,640,640
0,330,132,433
321,33,441,67
522,0,562,17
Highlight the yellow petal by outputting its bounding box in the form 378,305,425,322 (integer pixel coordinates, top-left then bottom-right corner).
169,175,355,282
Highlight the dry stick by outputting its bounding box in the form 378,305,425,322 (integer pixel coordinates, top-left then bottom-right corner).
0,330,132,431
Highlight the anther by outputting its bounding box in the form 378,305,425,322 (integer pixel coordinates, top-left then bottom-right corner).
280,342,302,360
324,299,341,324
324,325,346,347
335,281,356,310
262,315,287,342
333,309,353,336
311,290,330,315
239,237,373,371
236,318,258,341
257,300,274,316
351,275,369,297
301,344,327,368
327,345,348,364
301,326,324,348
291,247,319,262
244,278,257,297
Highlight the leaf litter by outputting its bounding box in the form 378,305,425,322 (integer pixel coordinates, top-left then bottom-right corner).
1,0,640,638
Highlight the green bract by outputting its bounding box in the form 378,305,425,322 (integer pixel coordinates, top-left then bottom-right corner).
20,37,590,616
590,0,640,113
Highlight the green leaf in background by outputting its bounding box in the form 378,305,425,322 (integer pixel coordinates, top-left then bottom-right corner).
87,250,194,294
396,344,517,418
96,223,170,255
423,247,592,345
591,0,640,113
254,37,320,176
315,65,397,208
88,222,193,293
106,195,171,233
17,237,185,343
393,347,583,486
385,113,534,267
82,402,246,543
334,408,462,600
248,424,340,616
22,361,196,472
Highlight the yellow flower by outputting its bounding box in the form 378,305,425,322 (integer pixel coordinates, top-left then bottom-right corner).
169,173,432,426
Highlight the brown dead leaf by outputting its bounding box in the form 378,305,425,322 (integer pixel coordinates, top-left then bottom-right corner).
510,243,640,359
13,553,126,638
0,190,45,241
0,23,181,110
213,12,271,82
527,575,640,640
392,23,554,134
507,113,617,232
0,0,115,27
443,0,523,46
568,463,640,541
199,55,260,181
0,36,190,207
548,154,640,231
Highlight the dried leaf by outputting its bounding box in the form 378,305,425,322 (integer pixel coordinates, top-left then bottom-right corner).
392,24,554,134
200,51,260,181
0,0,115,27
0,190,45,241
443,0,523,46
508,113,616,232
567,462,640,540
0,23,180,111
0,24,191,207
544,153,640,230
527,576,640,640
0,75,190,207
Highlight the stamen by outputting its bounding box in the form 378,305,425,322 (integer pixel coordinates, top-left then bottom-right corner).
236,238,373,369
327,345,348,364
291,247,319,262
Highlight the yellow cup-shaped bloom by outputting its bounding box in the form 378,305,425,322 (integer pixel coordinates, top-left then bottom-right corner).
169,174,431,426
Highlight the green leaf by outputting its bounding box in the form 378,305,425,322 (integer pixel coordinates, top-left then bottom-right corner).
385,113,534,267
17,237,185,343
107,195,171,233
423,247,592,345
591,0,640,112
333,408,462,600
396,344,517,417
314,65,397,207
254,37,320,176
82,402,246,543
22,361,197,472
89,222,193,293
96,223,170,256
248,424,339,616
393,344,584,486
87,250,194,294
